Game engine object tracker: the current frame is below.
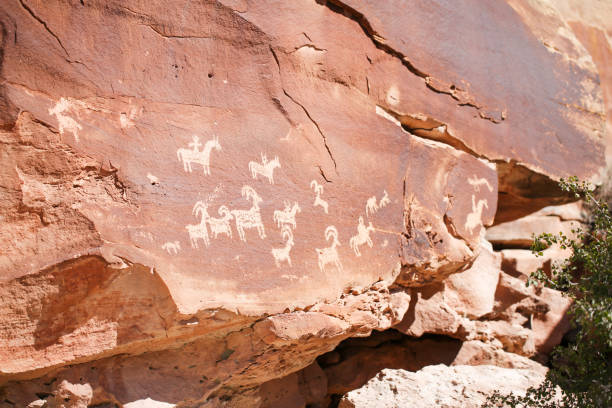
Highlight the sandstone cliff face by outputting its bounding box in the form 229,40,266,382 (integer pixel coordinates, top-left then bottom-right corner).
0,1,608,407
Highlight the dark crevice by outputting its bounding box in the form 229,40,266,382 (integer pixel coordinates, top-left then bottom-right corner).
18,0,69,56
318,0,503,124
282,89,339,175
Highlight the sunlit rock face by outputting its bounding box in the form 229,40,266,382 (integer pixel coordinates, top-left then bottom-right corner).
0,0,608,406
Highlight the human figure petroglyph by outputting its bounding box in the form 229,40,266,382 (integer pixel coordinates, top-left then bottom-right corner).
349,216,375,256
162,241,181,255
310,180,329,214
273,201,301,229
177,135,221,175
249,153,280,184
315,226,343,273
468,175,493,192
271,225,294,268
231,185,266,242
194,203,233,239
465,195,488,234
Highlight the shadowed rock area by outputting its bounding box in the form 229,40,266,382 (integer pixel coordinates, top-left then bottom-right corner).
0,0,610,407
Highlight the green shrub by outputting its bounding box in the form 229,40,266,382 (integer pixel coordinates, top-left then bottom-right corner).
484,177,612,408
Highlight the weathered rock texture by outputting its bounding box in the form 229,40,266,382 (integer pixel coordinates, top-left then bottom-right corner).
338,365,546,408
0,0,608,407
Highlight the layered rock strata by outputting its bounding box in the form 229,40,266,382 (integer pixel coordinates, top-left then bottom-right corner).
0,0,608,407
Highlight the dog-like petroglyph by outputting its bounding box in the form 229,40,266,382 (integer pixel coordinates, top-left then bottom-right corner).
465,195,488,234
249,153,280,184
349,216,375,256
162,241,181,255
366,190,390,217
467,175,493,192
231,185,266,242
273,201,301,229
177,135,221,175
271,225,295,268
192,202,234,240
310,180,329,214
315,226,343,273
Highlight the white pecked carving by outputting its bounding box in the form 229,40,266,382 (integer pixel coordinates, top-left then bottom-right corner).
177,135,221,175
468,175,493,192
48,98,83,141
273,201,301,229
366,196,378,217
379,190,390,208
366,190,391,217
310,180,329,214
231,186,266,242
162,241,181,255
271,225,295,268
315,226,343,273
349,216,375,256
248,153,281,184
193,202,234,240
465,195,488,234
186,201,211,248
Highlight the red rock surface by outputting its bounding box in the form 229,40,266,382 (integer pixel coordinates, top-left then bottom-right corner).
0,0,608,406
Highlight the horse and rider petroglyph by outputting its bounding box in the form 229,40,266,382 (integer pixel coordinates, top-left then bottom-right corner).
274,201,301,229
271,225,295,268
249,153,280,184
316,226,343,273
310,180,329,214
177,135,221,175
231,185,266,242
350,216,375,256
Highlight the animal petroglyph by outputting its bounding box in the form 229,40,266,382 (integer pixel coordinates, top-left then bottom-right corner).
366,196,378,217
231,185,266,242
366,190,390,217
273,201,301,229
249,153,280,184
177,135,221,175
162,241,181,255
48,98,83,141
193,202,234,240
465,195,488,234
271,225,295,268
186,201,211,248
310,180,329,214
468,175,493,192
315,226,343,273
349,216,375,256
379,190,390,208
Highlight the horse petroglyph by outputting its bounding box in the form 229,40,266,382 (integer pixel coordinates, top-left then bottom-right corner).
310,180,329,214
48,98,83,141
177,135,221,175
315,226,343,273
271,225,295,268
274,201,301,229
468,175,493,192
349,216,375,256
366,190,390,217
231,185,266,242
162,241,181,255
249,153,280,184
465,195,488,234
